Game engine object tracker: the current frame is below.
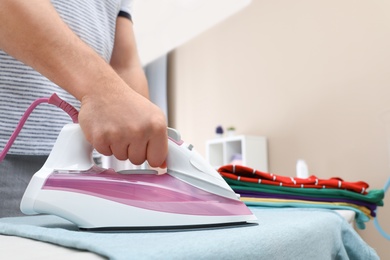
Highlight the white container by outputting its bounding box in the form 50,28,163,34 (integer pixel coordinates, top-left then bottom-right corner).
296,159,309,179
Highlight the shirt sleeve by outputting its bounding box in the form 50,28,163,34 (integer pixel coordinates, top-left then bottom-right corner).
119,0,134,21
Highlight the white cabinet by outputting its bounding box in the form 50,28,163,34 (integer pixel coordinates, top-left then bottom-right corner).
206,135,268,172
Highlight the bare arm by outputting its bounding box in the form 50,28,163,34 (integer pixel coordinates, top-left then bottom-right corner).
0,0,168,167
110,17,149,99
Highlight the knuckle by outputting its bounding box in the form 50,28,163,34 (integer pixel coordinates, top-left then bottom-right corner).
150,116,167,134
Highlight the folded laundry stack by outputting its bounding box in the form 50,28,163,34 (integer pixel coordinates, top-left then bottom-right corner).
218,164,385,229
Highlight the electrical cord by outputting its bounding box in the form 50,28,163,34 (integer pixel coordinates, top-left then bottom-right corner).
0,93,78,162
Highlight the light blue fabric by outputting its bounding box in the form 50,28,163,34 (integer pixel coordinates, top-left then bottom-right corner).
244,201,371,229
0,208,379,260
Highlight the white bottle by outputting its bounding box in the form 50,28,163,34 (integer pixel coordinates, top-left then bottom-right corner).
296,159,309,179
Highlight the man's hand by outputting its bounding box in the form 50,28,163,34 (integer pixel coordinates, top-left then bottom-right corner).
78,84,168,167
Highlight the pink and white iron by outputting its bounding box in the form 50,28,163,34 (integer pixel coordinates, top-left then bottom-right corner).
2,94,257,230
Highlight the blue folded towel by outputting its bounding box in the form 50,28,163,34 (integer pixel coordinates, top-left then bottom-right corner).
0,208,379,260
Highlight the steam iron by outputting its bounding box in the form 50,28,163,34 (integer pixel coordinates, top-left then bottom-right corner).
20,124,257,231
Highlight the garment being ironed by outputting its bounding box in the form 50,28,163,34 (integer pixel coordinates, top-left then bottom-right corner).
0,0,133,156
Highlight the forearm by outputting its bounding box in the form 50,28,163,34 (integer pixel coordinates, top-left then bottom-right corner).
0,0,126,101
113,65,149,99
110,16,149,99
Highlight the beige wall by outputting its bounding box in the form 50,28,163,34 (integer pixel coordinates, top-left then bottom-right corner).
168,0,390,257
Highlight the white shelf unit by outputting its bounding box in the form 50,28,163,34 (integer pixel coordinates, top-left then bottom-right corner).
206,135,268,172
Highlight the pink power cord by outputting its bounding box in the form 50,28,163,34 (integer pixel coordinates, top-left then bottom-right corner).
0,93,79,162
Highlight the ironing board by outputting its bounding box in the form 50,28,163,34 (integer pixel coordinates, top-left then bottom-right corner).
0,208,378,260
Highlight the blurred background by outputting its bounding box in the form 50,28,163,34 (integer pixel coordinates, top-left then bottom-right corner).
131,0,390,257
